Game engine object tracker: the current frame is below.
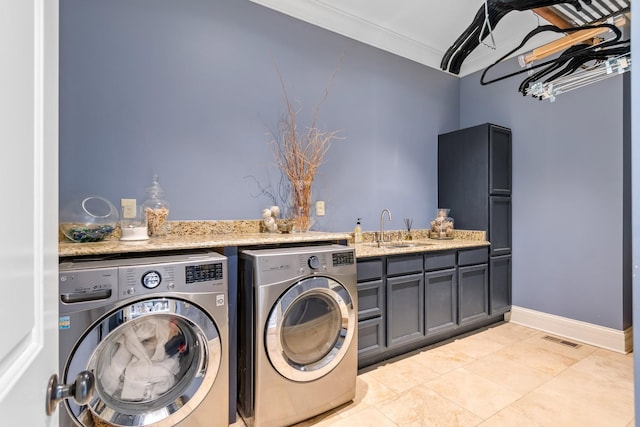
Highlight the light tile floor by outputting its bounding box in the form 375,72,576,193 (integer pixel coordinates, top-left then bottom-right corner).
231,322,635,427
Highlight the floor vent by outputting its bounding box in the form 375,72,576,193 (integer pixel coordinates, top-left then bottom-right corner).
542,335,581,348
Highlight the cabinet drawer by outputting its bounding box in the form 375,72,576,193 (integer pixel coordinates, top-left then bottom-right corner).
357,258,383,281
357,279,384,321
458,247,489,266
358,317,385,358
425,252,456,271
387,254,423,276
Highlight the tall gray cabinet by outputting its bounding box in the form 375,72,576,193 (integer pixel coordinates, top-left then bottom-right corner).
438,123,512,316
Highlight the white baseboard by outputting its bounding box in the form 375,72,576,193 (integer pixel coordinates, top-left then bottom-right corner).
509,306,632,354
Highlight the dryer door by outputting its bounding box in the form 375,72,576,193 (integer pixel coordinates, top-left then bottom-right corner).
64,298,222,427
265,276,356,382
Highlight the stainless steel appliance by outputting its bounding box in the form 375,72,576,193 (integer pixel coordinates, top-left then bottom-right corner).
58,251,229,427
238,245,357,427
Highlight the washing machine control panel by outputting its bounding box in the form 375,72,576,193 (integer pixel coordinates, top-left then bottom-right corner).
118,256,227,297
332,251,354,267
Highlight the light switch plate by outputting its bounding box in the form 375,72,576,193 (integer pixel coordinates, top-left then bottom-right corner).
121,198,137,219
316,201,325,216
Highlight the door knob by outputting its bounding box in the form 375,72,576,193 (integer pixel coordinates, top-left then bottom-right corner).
46,370,94,416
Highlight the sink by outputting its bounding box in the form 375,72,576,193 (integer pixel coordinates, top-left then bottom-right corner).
385,242,434,248
365,242,434,248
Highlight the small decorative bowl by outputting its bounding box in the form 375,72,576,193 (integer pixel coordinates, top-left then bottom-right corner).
60,196,119,243
276,219,292,234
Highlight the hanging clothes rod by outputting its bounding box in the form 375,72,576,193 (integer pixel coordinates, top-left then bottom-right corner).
520,15,627,65
531,7,572,28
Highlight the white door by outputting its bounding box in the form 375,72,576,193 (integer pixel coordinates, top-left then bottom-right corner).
0,0,59,425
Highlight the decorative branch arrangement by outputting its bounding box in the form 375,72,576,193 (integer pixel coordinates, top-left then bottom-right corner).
269,58,343,231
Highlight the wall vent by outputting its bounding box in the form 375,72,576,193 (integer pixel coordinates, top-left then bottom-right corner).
542,335,581,348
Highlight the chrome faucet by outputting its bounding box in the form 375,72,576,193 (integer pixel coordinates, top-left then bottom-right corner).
379,209,392,247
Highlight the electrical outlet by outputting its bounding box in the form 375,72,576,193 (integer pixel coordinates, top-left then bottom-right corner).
316,201,325,216
121,198,137,219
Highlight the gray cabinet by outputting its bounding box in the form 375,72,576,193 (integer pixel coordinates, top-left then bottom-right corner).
356,259,385,358
490,254,511,315
424,251,457,337
386,272,424,348
458,264,489,325
439,123,512,316
458,248,489,325
425,268,457,336
357,317,385,357
357,246,501,368
386,254,425,349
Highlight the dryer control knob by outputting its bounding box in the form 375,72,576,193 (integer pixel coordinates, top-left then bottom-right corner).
142,270,161,289
308,255,320,270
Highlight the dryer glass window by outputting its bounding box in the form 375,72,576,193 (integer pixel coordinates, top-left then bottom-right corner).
73,299,223,427
281,294,341,365
265,276,356,382
92,314,198,405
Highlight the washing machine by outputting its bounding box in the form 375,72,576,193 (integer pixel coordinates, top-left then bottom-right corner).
58,251,229,427
238,244,357,427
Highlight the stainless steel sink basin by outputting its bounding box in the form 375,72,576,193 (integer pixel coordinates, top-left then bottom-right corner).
365,241,434,248
386,242,435,248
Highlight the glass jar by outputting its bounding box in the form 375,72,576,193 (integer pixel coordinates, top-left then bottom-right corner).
142,175,170,237
120,204,149,241
59,196,119,242
430,208,454,239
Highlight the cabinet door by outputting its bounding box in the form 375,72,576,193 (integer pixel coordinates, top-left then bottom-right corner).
458,264,489,325
489,125,512,196
438,125,489,231
358,317,385,359
490,255,512,315
489,196,511,256
425,268,457,336
386,273,424,348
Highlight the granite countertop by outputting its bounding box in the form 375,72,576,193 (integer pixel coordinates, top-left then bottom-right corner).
58,231,351,257
58,219,488,258
351,238,489,258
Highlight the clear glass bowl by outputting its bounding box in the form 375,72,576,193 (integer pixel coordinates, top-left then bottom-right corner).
60,196,119,242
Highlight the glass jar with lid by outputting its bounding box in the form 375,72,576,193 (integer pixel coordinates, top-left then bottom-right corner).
430,208,454,239
142,175,170,237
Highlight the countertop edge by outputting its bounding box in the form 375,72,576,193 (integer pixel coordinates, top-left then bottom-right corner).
58,232,351,257
351,239,490,258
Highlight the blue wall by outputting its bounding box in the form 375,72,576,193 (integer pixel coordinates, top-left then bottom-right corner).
59,0,458,233
460,59,629,331
60,0,630,332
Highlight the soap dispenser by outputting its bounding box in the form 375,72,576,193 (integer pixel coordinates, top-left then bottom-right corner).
354,218,363,243
142,174,170,237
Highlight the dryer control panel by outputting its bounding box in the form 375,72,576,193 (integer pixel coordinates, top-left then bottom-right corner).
245,245,356,284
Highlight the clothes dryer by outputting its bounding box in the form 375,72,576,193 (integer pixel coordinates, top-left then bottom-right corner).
239,245,357,427
58,251,228,427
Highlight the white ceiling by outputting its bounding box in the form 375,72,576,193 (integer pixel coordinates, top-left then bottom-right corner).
248,0,565,76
